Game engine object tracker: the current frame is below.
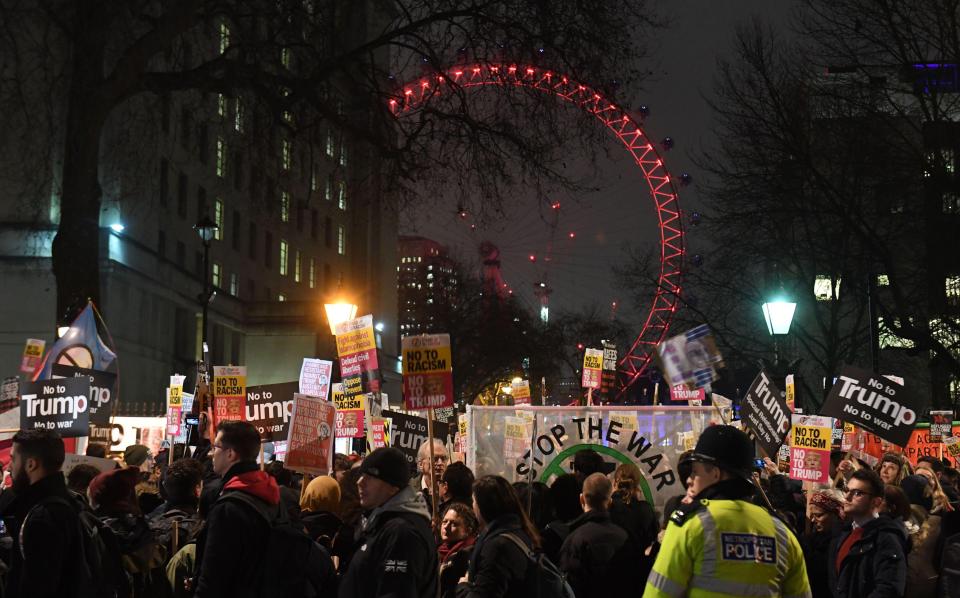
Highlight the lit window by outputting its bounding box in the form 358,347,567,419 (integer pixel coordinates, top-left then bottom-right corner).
217,94,227,118
280,240,289,275
947,275,960,306
814,275,840,301
230,273,238,296
214,199,224,240
325,176,333,201
280,48,291,69
338,181,346,210
281,139,292,171
280,191,290,222
309,258,316,288
216,138,226,178
234,98,244,132
877,274,889,287
326,130,335,157
219,23,230,54
283,110,293,124
212,263,222,288
337,226,345,255
931,317,960,348
879,317,916,349
278,294,286,302
294,250,301,283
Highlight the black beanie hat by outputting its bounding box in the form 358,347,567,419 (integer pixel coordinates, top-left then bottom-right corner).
359,447,411,489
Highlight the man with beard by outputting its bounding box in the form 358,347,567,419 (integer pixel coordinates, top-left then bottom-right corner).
2,430,90,597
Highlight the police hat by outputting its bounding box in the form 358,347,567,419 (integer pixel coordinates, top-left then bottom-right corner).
681,424,754,479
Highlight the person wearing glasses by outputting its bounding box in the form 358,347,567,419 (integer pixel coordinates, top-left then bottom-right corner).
412,438,450,511
827,468,907,598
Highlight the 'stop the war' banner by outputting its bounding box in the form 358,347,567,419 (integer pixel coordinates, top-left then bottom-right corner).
401,334,453,410
820,365,924,447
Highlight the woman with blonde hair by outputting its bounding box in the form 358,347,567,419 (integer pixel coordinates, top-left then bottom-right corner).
609,463,658,551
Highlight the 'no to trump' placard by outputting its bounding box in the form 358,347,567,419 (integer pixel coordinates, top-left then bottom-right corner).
402,334,453,410
581,348,603,389
333,384,366,438
739,370,791,458
20,377,90,437
820,365,923,447
789,414,832,483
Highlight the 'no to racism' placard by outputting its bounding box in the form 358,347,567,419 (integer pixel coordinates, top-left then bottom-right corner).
581,348,603,389
789,414,832,483
213,366,247,426
20,377,90,437
739,370,791,458
821,365,923,447
402,334,453,410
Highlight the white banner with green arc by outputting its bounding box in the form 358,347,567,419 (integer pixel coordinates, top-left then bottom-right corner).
465,405,727,511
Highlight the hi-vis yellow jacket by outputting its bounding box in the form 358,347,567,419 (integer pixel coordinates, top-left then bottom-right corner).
644,498,811,598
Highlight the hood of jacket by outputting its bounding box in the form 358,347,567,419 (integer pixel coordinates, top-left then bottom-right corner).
362,485,430,532
222,468,280,506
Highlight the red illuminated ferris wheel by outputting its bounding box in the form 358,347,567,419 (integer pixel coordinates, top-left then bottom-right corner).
391,63,684,400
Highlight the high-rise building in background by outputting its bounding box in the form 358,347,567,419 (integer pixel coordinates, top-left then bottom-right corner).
398,236,460,337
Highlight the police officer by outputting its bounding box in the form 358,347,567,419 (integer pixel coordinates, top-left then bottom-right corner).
644,425,811,598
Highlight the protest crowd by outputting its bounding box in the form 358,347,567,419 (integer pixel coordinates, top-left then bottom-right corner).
0,416,958,598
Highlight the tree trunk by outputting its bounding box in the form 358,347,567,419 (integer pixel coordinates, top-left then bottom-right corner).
51,4,109,325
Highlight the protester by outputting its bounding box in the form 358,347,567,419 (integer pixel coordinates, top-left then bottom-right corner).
801,490,844,598
333,453,352,483
879,453,911,487
512,480,554,533
439,461,476,514
572,448,612,487
300,474,345,554
411,438,450,510
828,468,907,598
559,472,640,598
609,462,658,551
266,460,302,524
192,420,282,597
541,473,581,562
166,482,217,598
86,442,109,458
914,467,955,514
438,502,479,598
340,447,438,597
456,475,541,597
66,463,102,499
148,457,203,557
645,425,810,597
2,429,90,598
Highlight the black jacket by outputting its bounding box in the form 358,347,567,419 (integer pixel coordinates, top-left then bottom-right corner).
456,514,538,598
301,510,355,572
558,509,639,598
802,526,841,598
0,472,86,598
828,515,907,598
193,462,281,598
340,486,438,598
609,494,658,549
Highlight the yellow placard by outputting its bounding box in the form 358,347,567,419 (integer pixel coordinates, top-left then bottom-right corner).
402,341,452,374
335,316,376,357
334,393,366,412
168,385,183,409
583,352,603,370
213,366,246,398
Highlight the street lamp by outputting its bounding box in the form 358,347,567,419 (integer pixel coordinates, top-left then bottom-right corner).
194,215,219,359
762,292,796,367
324,299,358,335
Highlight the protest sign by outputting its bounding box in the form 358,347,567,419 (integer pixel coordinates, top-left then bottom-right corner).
334,390,366,438
371,417,389,449
401,334,454,410
1,377,19,413
20,338,45,374
946,435,960,459
669,386,705,402
213,366,246,425
51,364,116,426
299,358,333,399
455,414,468,454
466,406,717,510
433,406,457,424
789,415,832,483
62,454,117,475
512,380,532,405
245,381,298,441
284,393,336,475
654,324,724,390
821,365,923,446
601,342,618,401
739,370,791,458
504,416,528,461
336,315,379,393
581,348,603,389
785,375,795,412
382,409,451,472
930,410,953,443
20,377,90,437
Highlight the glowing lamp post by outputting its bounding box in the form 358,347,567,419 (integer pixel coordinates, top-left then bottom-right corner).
324,301,358,335
761,299,797,336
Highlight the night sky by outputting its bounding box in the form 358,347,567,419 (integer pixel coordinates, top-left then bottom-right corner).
402,1,794,329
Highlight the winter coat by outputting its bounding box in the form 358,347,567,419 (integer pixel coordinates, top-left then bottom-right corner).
439,536,476,598
0,472,86,598
193,461,281,598
456,514,539,598
559,509,640,598
301,509,355,572
828,514,908,598
609,493,658,549
339,485,438,598
802,525,841,598
907,514,941,598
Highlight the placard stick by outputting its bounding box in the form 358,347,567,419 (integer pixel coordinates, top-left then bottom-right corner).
427,408,439,526
259,443,265,471
652,383,659,406
172,520,180,554
300,473,312,502
168,436,175,466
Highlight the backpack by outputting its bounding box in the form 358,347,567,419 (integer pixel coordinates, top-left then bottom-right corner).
220,491,336,598
501,532,576,598
100,513,169,598
149,508,200,558
27,496,127,598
